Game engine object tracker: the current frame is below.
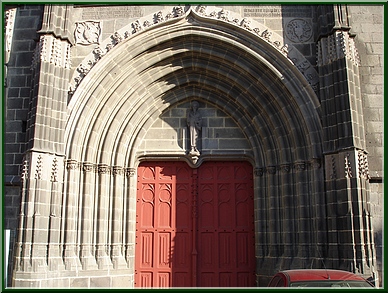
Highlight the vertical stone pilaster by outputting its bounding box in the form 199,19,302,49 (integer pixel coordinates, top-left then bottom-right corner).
15,155,32,272
95,164,113,269
253,167,265,258
292,162,311,267
125,168,136,270
47,156,65,271
63,160,82,270
324,150,376,277
279,164,295,259
80,162,98,270
111,166,127,269
266,166,279,257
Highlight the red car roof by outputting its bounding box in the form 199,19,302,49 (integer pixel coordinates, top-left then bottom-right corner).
281,269,366,282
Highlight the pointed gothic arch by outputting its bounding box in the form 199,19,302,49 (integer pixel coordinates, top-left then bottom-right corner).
61,7,325,286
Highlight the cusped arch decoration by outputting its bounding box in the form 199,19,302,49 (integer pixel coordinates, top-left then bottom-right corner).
68,5,319,97
65,4,323,173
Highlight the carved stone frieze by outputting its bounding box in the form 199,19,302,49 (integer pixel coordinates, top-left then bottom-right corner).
69,5,318,96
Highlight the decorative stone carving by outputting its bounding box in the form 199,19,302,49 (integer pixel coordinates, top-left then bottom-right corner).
35,155,43,180
187,100,202,164
97,164,110,174
82,162,94,173
344,153,352,178
254,168,264,177
261,29,272,42
5,8,16,58
310,158,321,169
317,31,360,67
20,159,29,181
112,166,124,176
294,162,306,171
330,155,336,179
154,11,164,23
280,164,291,173
31,35,71,70
51,158,58,182
69,5,318,96
286,19,312,43
126,168,136,177
267,166,277,174
75,21,101,45
111,32,123,45
66,159,79,170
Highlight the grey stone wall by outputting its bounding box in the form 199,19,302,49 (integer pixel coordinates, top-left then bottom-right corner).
139,101,251,155
347,5,384,286
347,5,384,178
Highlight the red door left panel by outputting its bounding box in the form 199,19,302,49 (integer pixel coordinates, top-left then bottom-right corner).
135,162,193,287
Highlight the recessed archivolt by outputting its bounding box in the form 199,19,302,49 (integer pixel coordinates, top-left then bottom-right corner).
68,5,319,98
64,5,322,171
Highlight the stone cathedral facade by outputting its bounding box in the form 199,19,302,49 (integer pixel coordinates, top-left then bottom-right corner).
4,4,384,288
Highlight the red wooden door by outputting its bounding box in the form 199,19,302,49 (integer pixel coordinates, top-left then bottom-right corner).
135,161,255,288
197,162,255,287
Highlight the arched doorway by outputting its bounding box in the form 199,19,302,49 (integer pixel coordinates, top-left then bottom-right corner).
63,6,323,287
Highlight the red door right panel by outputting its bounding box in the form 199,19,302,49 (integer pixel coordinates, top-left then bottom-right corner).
197,161,255,287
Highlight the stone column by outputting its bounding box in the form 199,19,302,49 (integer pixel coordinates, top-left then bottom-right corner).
111,166,127,269
279,164,295,262
80,162,98,270
266,166,279,258
95,164,113,269
47,156,66,271
63,160,82,270
125,168,136,278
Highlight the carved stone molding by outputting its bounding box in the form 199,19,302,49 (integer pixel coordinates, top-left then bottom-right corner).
5,7,17,61
344,153,353,178
126,168,136,177
294,162,306,172
254,167,264,177
35,155,43,180
66,159,79,170
267,166,277,175
31,35,71,70
69,5,319,96
97,164,110,174
112,166,124,176
82,162,94,172
51,158,58,182
280,164,291,173
317,30,360,67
